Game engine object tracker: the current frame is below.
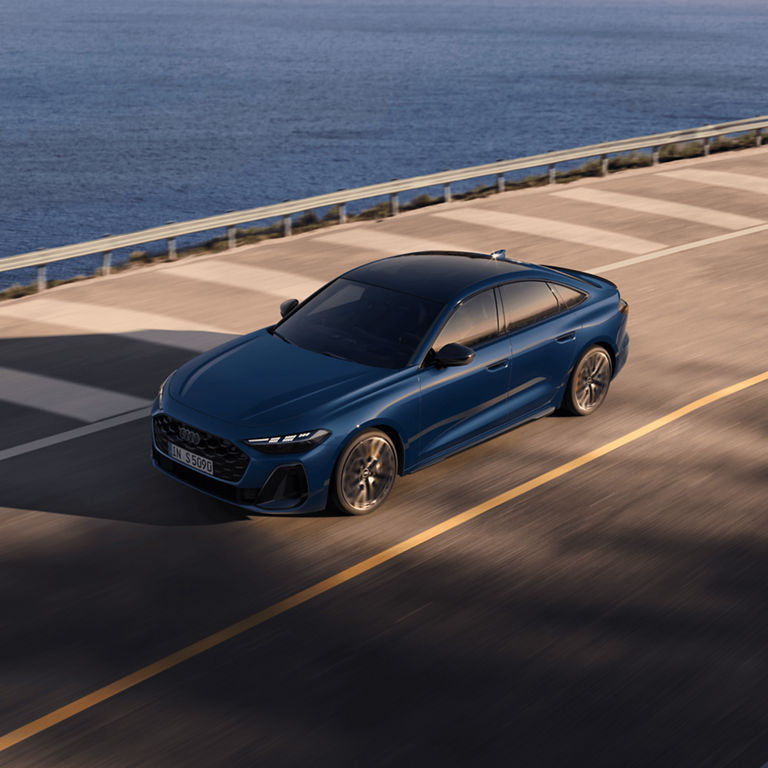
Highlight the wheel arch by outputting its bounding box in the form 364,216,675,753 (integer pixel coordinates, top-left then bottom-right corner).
576,337,617,377
356,422,405,476
329,418,407,481
595,340,617,377
329,422,404,515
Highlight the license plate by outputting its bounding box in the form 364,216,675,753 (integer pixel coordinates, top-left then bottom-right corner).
168,441,214,476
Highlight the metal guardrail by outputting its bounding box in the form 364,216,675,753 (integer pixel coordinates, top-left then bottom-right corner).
4,115,767,289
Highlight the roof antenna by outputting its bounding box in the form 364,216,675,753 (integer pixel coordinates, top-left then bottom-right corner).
490,249,506,260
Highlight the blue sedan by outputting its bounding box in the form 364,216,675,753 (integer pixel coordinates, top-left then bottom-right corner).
151,250,629,515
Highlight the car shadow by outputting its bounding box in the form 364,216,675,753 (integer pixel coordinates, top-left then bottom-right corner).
0,330,249,526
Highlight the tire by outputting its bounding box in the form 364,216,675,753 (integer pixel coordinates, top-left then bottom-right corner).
330,429,398,515
563,345,613,416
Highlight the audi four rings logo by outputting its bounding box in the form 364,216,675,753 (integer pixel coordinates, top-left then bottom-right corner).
178,426,201,445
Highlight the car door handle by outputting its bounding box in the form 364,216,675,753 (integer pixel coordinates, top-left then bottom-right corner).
555,332,576,343
486,360,509,372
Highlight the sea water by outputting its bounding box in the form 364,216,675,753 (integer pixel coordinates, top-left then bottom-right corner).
1,0,766,287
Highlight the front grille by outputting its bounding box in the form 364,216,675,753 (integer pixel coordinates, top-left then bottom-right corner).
154,449,261,504
153,414,249,482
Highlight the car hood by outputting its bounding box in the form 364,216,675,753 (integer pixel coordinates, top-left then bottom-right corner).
168,329,385,426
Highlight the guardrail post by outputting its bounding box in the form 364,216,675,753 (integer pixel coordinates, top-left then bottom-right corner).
283,215,292,237
227,226,237,249
703,136,711,156
2,118,765,284
102,251,112,275
336,190,347,224
37,265,46,292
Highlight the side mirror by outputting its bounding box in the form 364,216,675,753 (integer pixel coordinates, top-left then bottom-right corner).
280,298,299,318
433,342,475,367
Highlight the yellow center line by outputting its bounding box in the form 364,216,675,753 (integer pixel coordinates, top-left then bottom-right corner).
1,370,767,754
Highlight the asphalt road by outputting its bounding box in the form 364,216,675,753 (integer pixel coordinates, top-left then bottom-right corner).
1,148,767,767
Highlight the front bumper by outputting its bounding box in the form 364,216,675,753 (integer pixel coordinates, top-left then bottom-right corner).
152,447,310,509
150,400,334,514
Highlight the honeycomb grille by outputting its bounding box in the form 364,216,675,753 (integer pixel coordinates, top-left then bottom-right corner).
153,414,249,482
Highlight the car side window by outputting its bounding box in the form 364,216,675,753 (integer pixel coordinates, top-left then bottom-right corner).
549,282,587,310
498,281,559,333
432,289,499,350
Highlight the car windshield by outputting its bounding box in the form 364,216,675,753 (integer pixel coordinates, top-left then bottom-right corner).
275,278,443,368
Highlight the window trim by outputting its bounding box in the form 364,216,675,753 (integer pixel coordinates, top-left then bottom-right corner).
548,281,589,312
421,287,502,366
496,279,562,336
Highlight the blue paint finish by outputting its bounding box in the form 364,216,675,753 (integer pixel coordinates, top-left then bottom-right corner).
417,335,512,460
508,311,582,419
171,329,382,427
151,253,629,514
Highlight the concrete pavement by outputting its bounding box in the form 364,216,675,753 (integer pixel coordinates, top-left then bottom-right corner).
1,147,767,767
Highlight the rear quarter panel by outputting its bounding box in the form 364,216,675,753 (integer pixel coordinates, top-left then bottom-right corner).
573,288,626,374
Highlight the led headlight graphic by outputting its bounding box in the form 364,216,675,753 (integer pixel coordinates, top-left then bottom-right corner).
157,371,175,409
245,429,330,453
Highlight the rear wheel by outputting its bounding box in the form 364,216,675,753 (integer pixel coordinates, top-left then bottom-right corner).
564,346,613,416
331,429,398,515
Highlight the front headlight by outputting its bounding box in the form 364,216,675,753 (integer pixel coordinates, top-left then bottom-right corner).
244,429,330,453
157,371,175,409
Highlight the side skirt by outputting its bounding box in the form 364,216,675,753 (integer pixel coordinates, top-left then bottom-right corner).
404,405,556,475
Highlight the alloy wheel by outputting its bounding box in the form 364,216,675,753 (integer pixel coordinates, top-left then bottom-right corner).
573,347,612,414
338,433,397,514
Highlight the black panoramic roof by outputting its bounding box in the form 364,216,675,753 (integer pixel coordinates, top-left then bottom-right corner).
344,252,532,303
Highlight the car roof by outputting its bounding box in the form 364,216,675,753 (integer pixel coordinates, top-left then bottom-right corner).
342,251,537,303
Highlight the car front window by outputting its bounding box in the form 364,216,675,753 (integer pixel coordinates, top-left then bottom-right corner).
432,289,499,351
275,278,443,368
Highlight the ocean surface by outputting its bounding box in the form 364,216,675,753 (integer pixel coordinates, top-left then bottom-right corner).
1,0,766,287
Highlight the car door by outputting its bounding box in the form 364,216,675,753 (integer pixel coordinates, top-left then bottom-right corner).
498,280,584,420
417,288,512,460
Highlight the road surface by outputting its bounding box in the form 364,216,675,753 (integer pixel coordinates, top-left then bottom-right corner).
1,148,767,767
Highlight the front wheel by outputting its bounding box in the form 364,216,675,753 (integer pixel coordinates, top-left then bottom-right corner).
330,429,398,515
564,346,613,416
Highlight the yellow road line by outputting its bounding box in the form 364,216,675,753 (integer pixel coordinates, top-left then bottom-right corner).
1,370,767,754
